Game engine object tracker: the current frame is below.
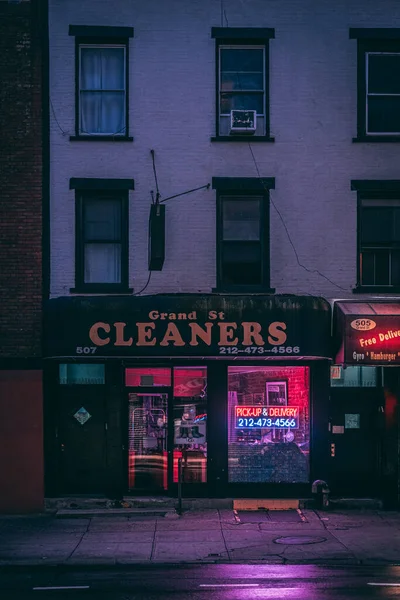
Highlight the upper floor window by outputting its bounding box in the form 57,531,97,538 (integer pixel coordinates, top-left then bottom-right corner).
69,25,133,141
79,45,126,136
213,177,275,292
211,28,274,141
352,180,400,292
70,178,134,293
366,52,400,135
350,29,400,142
359,199,400,288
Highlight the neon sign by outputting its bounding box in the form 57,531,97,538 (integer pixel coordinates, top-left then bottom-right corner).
234,406,299,429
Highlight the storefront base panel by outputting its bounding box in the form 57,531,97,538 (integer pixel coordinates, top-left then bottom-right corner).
0,370,44,513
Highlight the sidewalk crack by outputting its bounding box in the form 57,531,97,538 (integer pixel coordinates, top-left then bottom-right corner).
219,509,231,561
66,518,91,562
318,513,358,561
150,516,157,561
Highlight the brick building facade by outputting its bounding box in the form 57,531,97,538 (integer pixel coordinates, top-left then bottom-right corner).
0,0,46,512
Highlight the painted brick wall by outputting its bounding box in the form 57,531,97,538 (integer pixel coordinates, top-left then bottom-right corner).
49,0,400,302
0,0,43,357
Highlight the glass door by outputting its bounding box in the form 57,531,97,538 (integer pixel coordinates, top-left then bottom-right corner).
172,367,208,486
128,392,168,492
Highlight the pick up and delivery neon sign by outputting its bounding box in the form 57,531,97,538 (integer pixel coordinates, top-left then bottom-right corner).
234,406,299,429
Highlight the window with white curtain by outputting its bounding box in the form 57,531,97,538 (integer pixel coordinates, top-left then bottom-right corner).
79,45,126,136
75,191,129,290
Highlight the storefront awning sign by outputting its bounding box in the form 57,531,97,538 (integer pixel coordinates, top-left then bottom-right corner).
44,295,332,359
334,301,400,365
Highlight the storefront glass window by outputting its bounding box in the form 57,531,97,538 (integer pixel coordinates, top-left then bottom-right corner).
59,363,105,384
128,392,168,491
173,367,207,484
228,366,310,484
125,368,171,387
330,366,378,387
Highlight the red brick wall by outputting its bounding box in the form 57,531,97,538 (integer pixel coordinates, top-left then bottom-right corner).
0,371,44,513
0,0,43,357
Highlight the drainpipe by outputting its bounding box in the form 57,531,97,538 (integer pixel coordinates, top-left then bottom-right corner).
312,479,330,509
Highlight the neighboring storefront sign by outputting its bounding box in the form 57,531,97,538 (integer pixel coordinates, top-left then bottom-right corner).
45,295,332,358
334,303,400,365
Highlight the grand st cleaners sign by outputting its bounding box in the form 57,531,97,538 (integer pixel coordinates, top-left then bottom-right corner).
45,295,332,358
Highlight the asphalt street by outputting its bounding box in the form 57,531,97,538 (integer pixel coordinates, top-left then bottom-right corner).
2,565,400,599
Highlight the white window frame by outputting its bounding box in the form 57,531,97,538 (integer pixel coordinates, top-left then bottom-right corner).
218,44,266,119
78,43,127,136
366,51,400,136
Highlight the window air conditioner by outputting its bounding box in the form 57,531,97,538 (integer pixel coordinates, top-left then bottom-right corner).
230,110,256,134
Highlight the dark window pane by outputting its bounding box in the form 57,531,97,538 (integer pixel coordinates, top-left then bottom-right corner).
367,96,400,133
361,208,392,244
375,251,390,285
59,363,105,384
222,242,262,285
361,251,375,285
220,92,264,114
221,72,264,91
221,48,263,73
223,198,260,240
391,250,400,285
84,198,121,241
368,54,400,94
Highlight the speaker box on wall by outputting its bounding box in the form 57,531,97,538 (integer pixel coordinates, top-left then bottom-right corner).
148,203,165,270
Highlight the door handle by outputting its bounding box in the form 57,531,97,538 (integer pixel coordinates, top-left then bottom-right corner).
330,443,336,457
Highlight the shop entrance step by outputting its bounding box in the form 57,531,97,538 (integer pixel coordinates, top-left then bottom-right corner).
233,498,300,511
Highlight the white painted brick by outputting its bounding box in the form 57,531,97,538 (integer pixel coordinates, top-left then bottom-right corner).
49,0,400,302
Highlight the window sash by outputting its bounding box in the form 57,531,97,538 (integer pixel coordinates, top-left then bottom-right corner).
78,44,127,135
218,193,267,288
219,45,265,117
83,197,123,243
366,52,400,135
222,196,261,241
361,205,400,244
84,242,122,284
77,194,126,287
360,248,400,286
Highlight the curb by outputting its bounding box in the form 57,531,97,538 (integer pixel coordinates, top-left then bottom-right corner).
1,558,399,569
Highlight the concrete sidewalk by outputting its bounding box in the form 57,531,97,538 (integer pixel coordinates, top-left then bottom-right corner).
1,508,400,567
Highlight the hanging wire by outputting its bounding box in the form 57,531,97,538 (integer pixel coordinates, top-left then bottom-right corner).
50,98,68,135
160,183,210,203
150,149,161,202
247,143,349,292
50,98,127,138
133,271,152,296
